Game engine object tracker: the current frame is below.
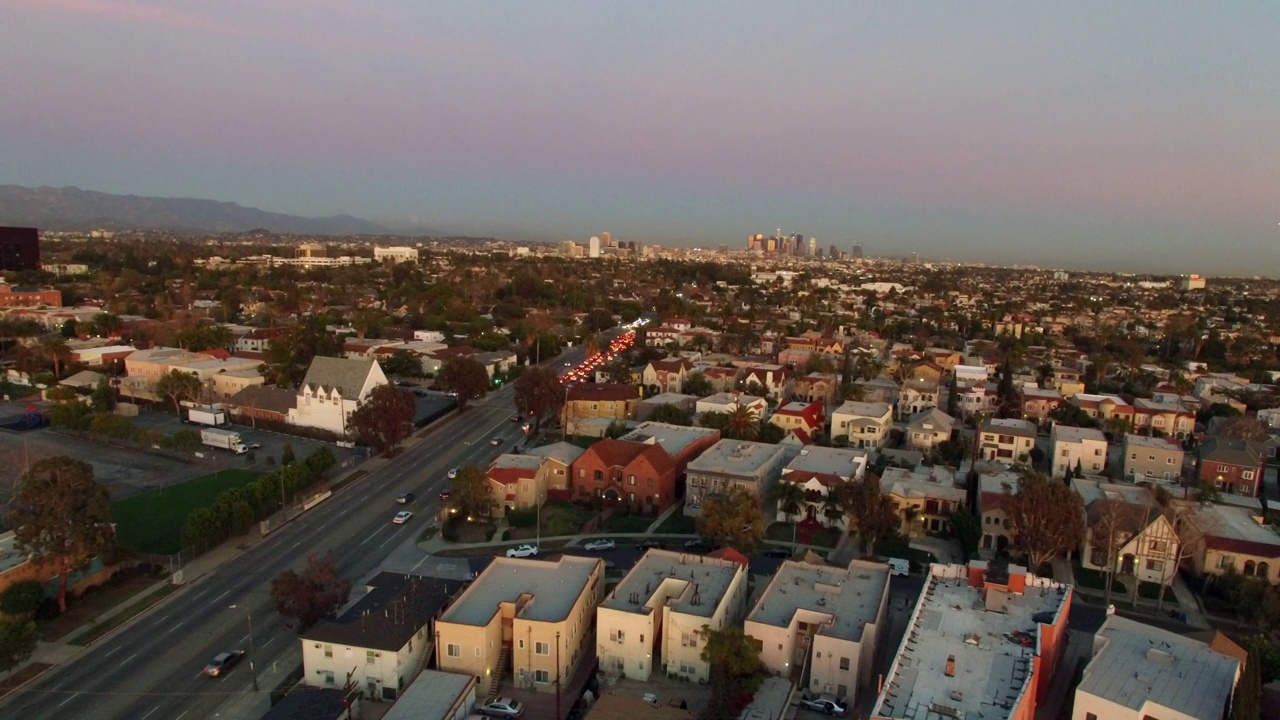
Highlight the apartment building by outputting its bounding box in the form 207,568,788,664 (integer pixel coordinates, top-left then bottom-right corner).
978,418,1038,465
1121,434,1184,484
768,401,825,443
880,466,966,536
745,560,890,706
870,561,1072,720
830,401,893,449
1072,616,1239,720
977,471,1022,556
596,549,748,683
904,408,956,453
563,383,644,436
1020,387,1063,421
1177,502,1280,584
523,442,585,500
1051,425,1108,478
684,440,788,517
617,422,721,481
486,454,547,516
794,372,840,406
694,392,768,419
435,556,604,695
775,447,869,529
1074,480,1179,585
1131,398,1195,439
1198,436,1265,497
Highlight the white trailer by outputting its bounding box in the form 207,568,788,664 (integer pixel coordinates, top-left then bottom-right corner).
188,408,226,427
201,428,247,454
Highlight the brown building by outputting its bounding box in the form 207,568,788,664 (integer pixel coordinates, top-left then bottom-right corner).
1199,437,1265,497
0,285,61,307
563,383,643,436
570,439,677,512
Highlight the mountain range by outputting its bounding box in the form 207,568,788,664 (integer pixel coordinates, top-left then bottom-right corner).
0,185,387,235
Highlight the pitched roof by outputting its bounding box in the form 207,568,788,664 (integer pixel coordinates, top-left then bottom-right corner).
906,407,956,433
301,356,377,397
227,384,298,414
581,439,675,474
1200,436,1264,467
525,441,585,466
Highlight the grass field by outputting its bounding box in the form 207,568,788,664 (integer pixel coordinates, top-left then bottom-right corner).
111,469,259,555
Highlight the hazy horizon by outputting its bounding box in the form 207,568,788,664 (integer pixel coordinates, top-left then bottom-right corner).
3,2,1278,275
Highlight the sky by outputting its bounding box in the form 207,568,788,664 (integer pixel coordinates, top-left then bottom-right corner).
2,1,1278,275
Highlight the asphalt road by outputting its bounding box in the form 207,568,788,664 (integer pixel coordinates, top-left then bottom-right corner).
5,347,591,720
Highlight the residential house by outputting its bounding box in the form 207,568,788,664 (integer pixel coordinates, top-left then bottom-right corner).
1121,434,1184,484
1177,502,1280,584
1131,398,1194,440
684,440,788,517
897,380,940,419
563,383,643,436
597,549,748,683
486,455,546,516
1051,367,1085,395
768,401,825,444
694,392,767,420
869,561,1071,720
794,372,840,406
775,447,869,529
234,326,291,354
923,348,962,371
570,439,678,512
1021,387,1063,422
830,401,892,449
745,560,890,706
301,572,463,699
1051,425,1108,478
953,364,989,387
977,471,1022,555
854,377,901,406
1073,479,1179,585
635,393,698,422
1198,436,1265,497
978,418,1038,465
288,356,388,436
881,466,966,536
1072,615,1239,720
740,364,791,399
435,556,604,694
957,382,998,417
906,360,944,384
640,358,695,394
698,366,741,393
523,442,585,501
904,408,956,453
1070,393,1134,433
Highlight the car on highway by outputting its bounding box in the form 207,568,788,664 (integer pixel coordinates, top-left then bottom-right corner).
393,511,413,524
510,415,522,422
438,490,451,501
448,467,458,479
761,547,791,558
506,544,539,558
637,539,666,550
521,423,530,433
202,650,245,678
583,539,616,552
396,492,415,504
798,695,847,716
489,437,502,445
478,697,524,718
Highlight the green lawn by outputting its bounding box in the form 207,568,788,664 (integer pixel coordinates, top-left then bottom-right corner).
654,506,697,535
540,501,597,536
1072,565,1127,594
111,469,259,555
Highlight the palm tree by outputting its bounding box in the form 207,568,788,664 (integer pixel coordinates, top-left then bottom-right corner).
770,481,804,524
37,336,72,380
722,405,760,440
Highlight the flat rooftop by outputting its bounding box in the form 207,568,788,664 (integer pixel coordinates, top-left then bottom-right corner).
872,564,1070,720
1123,434,1183,452
1079,615,1239,719
783,446,868,480
621,422,719,458
601,549,743,619
686,440,786,478
439,555,600,626
640,392,697,406
381,669,475,720
698,392,763,407
881,467,966,503
1053,425,1107,443
747,560,888,643
1188,502,1280,545
833,401,891,418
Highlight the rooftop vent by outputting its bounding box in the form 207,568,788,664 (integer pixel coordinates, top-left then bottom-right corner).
1146,648,1177,667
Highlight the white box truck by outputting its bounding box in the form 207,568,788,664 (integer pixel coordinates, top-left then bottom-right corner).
201,428,247,454
188,408,226,427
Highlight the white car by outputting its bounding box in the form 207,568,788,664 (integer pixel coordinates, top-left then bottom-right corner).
448,467,458,479
479,697,524,718
506,544,539,558
392,511,413,524
799,696,847,716
489,437,502,446
583,539,616,552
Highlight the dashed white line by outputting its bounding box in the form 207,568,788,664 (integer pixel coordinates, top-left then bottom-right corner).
358,527,385,546
210,589,232,605
102,645,122,657
175,711,189,720
377,527,406,549
140,707,158,720
169,620,185,633
119,652,137,667
56,693,80,708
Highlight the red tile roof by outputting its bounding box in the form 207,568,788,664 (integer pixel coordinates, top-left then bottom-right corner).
488,466,537,485
707,547,750,566
581,439,675,475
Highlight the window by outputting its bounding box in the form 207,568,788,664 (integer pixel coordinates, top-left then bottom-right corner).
578,469,584,478
536,641,550,656
679,662,697,675
1149,540,1168,553
518,639,525,650
324,644,333,658
1094,448,1102,456
447,644,461,658
1243,470,1255,481
839,657,850,670
1060,449,1069,457
1086,714,1098,720
1146,559,1164,572
1167,457,1175,464
629,475,636,485
1218,464,1229,473
1220,555,1236,569
682,633,696,647
323,670,335,685
594,470,603,481
1148,455,1155,461
475,647,481,657
534,669,550,683
366,650,376,664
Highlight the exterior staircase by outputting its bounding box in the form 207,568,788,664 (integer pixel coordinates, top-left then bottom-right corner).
486,645,510,700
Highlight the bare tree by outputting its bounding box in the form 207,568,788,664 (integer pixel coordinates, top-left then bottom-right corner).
1006,471,1085,572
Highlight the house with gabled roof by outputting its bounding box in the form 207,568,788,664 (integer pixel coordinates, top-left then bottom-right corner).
1198,436,1265,497
1073,479,1179,585
486,454,546,516
769,401,825,442
897,379,939,419
740,363,791,398
640,357,695,394
288,356,388,435
1176,501,1280,584
904,408,956,453
524,441,585,501
775,446,869,529
794,372,841,407
570,439,678,512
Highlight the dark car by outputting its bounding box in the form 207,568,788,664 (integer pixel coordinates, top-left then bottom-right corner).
762,547,791,559
203,650,245,677
439,490,451,501
396,492,415,504
682,539,715,553
637,539,666,550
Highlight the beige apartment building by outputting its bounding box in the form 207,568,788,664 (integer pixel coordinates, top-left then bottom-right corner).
1121,434,1184,484
978,418,1037,465
435,556,604,696
745,559,890,706
596,549,749,683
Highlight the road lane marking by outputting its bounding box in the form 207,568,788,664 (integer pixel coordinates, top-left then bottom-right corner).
102,645,122,657
241,634,249,643
377,526,407,549
57,693,80,708
211,589,232,605
175,712,189,720
190,585,211,601
119,652,137,666
358,527,386,546
169,620,185,633
290,538,304,549
140,707,158,720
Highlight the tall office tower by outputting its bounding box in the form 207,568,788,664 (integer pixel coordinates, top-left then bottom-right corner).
718,244,729,254
601,231,613,248
747,235,757,251
815,248,824,259
588,236,601,258
808,237,817,257
0,227,40,271
852,242,864,259
766,237,778,253
910,251,919,265
829,244,839,259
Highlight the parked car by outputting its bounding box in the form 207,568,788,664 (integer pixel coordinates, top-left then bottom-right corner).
510,415,522,422
637,539,666,550
682,539,715,553
203,650,245,678
396,493,415,504
479,697,524,718
247,442,262,450
506,544,539,558
583,539,616,552
761,547,791,559
799,696,847,716
448,467,459,479
393,511,413,524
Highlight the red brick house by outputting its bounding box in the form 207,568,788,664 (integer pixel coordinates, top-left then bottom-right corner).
1199,437,1266,497
570,439,677,512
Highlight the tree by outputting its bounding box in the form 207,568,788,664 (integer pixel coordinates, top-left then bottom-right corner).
154,369,202,414
261,317,342,388
722,406,760,441
437,356,490,410
378,350,424,379
270,552,352,631
648,403,692,426
1005,471,1085,571
697,624,763,720
769,480,803,523
1233,635,1265,720
949,508,982,561
348,385,416,454
513,366,562,431
598,358,633,385
844,473,899,556
696,485,765,553
698,411,729,431
451,465,494,519
0,620,38,678
89,376,116,413
10,457,114,612
37,336,72,380
605,420,629,439
0,581,43,619
281,442,297,466
682,371,713,397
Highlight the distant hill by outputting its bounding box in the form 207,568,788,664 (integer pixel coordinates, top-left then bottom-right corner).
0,185,386,235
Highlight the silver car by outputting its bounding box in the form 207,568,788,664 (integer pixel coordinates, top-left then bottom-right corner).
479,697,524,718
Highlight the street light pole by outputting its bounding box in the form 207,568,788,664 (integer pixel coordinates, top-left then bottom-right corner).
230,604,259,691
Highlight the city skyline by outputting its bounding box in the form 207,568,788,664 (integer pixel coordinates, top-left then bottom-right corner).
3,2,1278,275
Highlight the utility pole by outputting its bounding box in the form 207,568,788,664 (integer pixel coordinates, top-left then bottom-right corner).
229,604,258,691
555,631,562,720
